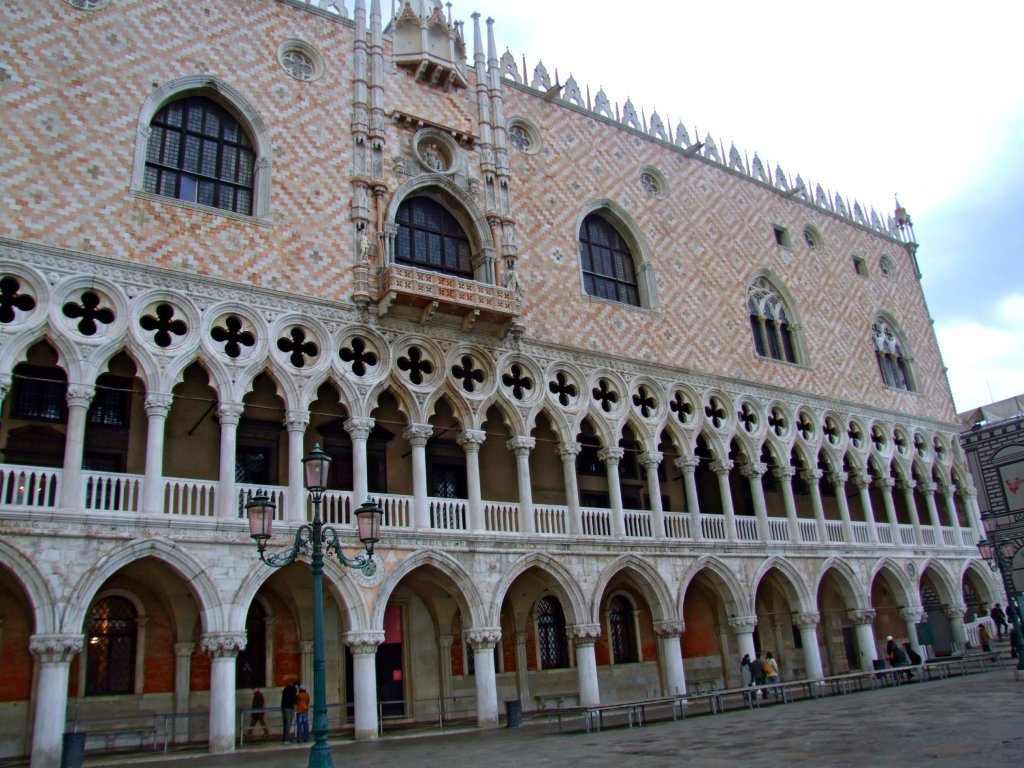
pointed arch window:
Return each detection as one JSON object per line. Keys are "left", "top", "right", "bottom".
{"left": 85, "top": 596, "right": 137, "bottom": 696}
{"left": 747, "top": 278, "right": 798, "bottom": 363}
{"left": 395, "top": 197, "right": 473, "bottom": 278}
{"left": 872, "top": 319, "right": 913, "bottom": 390}
{"left": 144, "top": 96, "right": 256, "bottom": 215}
{"left": 579, "top": 214, "right": 640, "bottom": 306}
{"left": 536, "top": 596, "right": 569, "bottom": 669}
{"left": 608, "top": 595, "right": 639, "bottom": 664}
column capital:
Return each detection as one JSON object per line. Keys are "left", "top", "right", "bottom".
{"left": 457, "top": 429, "right": 487, "bottom": 450}
{"left": 201, "top": 632, "right": 247, "bottom": 658}
{"left": 597, "top": 447, "right": 624, "bottom": 465}
{"left": 828, "top": 470, "right": 849, "bottom": 486}
{"left": 344, "top": 416, "right": 375, "bottom": 440}
{"left": 899, "top": 605, "right": 925, "bottom": 623}
{"left": 792, "top": 611, "right": 820, "bottom": 630}
{"left": 464, "top": 627, "right": 502, "bottom": 650}
{"left": 772, "top": 466, "right": 797, "bottom": 480}
{"left": 898, "top": 479, "right": 917, "bottom": 492}
{"left": 299, "top": 640, "right": 314, "bottom": 655}
{"left": 216, "top": 402, "right": 245, "bottom": 425}
{"left": 942, "top": 604, "right": 967, "bottom": 621}
{"left": 30, "top": 633, "right": 84, "bottom": 663}
{"left": 710, "top": 459, "right": 734, "bottom": 476}
{"left": 284, "top": 409, "right": 311, "bottom": 431}
{"left": 801, "top": 468, "right": 824, "bottom": 483}
{"left": 961, "top": 485, "right": 978, "bottom": 499}
{"left": 174, "top": 642, "right": 195, "bottom": 659}
{"left": 938, "top": 483, "right": 956, "bottom": 496}
{"left": 505, "top": 435, "right": 535, "bottom": 454}
{"left": 403, "top": 424, "right": 433, "bottom": 446}
{"left": 740, "top": 462, "right": 768, "bottom": 479}
{"left": 847, "top": 608, "right": 876, "bottom": 625}
{"left": 567, "top": 623, "right": 602, "bottom": 645}
{"left": 515, "top": 630, "right": 530, "bottom": 645}
{"left": 727, "top": 615, "right": 757, "bottom": 634}
{"left": 144, "top": 392, "right": 174, "bottom": 416}
{"left": 920, "top": 481, "right": 938, "bottom": 494}
{"left": 874, "top": 477, "right": 896, "bottom": 491}
{"left": 674, "top": 455, "right": 700, "bottom": 472}
{"left": 557, "top": 441, "right": 582, "bottom": 460}
{"left": 653, "top": 619, "right": 686, "bottom": 638}
{"left": 66, "top": 383, "right": 95, "bottom": 408}
{"left": 345, "top": 630, "right": 386, "bottom": 654}
{"left": 639, "top": 451, "right": 663, "bottom": 470}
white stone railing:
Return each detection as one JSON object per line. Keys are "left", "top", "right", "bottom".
{"left": 486, "top": 501, "right": 521, "bottom": 533}
{"left": 0, "top": 464, "right": 60, "bottom": 508}
{"left": 623, "top": 509, "right": 652, "bottom": 538}
{"left": 767, "top": 517, "right": 790, "bottom": 542}
{"left": 798, "top": 519, "right": 818, "bottom": 543}
{"left": 664, "top": 512, "right": 691, "bottom": 539}
{"left": 825, "top": 520, "right": 846, "bottom": 543}
{"left": 877, "top": 523, "right": 894, "bottom": 545}
{"left": 581, "top": 507, "right": 612, "bottom": 536}
{"left": 163, "top": 477, "right": 217, "bottom": 517}
{"left": 84, "top": 471, "right": 142, "bottom": 513}
{"left": 898, "top": 524, "right": 917, "bottom": 546}
{"left": 736, "top": 516, "right": 758, "bottom": 541}
{"left": 850, "top": 521, "right": 871, "bottom": 544}
{"left": 532, "top": 505, "right": 566, "bottom": 535}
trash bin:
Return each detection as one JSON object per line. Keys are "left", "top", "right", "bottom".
{"left": 504, "top": 699, "right": 522, "bottom": 728}
{"left": 61, "top": 732, "right": 87, "bottom": 768}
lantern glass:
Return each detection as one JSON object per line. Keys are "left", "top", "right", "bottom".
{"left": 246, "top": 492, "right": 275, "bottom": 540}
{"left": 977, "top": 539, "right": 993, "bottom": 562}
{"left": 981, "top": 512, "right": 997, "bottom": 537}
{"left": 356, "top": 498, "right": 382, "bottom": 548}
{"left": 302, "top": 443, "right": 332, "bottom": 493}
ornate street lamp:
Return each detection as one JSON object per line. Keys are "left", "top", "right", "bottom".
{"left": 977, "top": 510, "right": 1024, "bottom": 672}
{"left": 246, "top": 443, "right": 383, "bottom": 768}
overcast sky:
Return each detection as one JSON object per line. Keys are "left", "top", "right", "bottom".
{"left": 444, "top": 0, "right": 1024, "bottom": 413}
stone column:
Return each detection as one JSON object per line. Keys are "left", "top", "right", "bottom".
{"left": 29, "top": 634, "right": 83, "bottom": 768}
{"left": 962, "top": 485, "right": 984, "bottom": 541}
{"left": 899, "top": 606, "right": 926, "bottom": 659}
{"left": 653, "top": 620, "right": 687, "bottom": 696}
{"left": 558, "top": 442, "right": 582, "bottom": 535}
{"left": 802, "top": 469, "right": 829, "bottom": 543}
{"left": 173, "top": 642, "right": 194, "bottom": 745}
{"left": 438, "top": 635, "right": 454, "bottom": 717}
{"left": 851, "top": 474, "right": 880, "bottom": 544}
{"left": 598, "top": 447, "right": 626, "bottom": 537}
{"left": 403, "top": 425, "right": 433, "bottom": 530}
{"left": 875, "top": 477, "right": 902, "bottom": 545}
{"left": 142, "top": 393, "right": 173, "bottom": 515}
{"left": 939, "top": 484, "right": 965, "bottom": 546}
{"left": 899, "top": 480, "right": 924, "bottom": 546}
{"left": 920, "top": 482, "right": 945, "bottom": 546}
{"left": 741, "top": 462, "right": 770, "bottom": 541}
{"left": 216, "top": 403, "right": 244, "bottom": 520}
{"left": 675, "top": 456, "right": 702, "bottom": 541}
{"left": 793, "top": 612, "right": 824, "bottom": 679}
{"left": 458, "top": 430, "right": 487, "bottom": 532}
{"left": 569, "top": 624, "right": 601, "bottom": 707}
{"left": 774, "top": 466, "right": 801, "bottom": 543}
{"left": 345, "top": 631, "right": 385, "bottom": 740}
{"left": 465, "top": 628, "right": 501, "bottom": 728}
{"left": 514, "top": 630, "right": 531, "bottom": 706}
{"left": 285, "top": 410, "right": 310, "bottom": 523}
{"left": 507, "top": 436, "right": 536, "bottom": 534}
{"left": 943, "top": 604, "right": 968, "bottom": 651}
{"left": 848, "top": 609, "right": 878, "bottom": 670}
{"left": 638, "top": 451, "right": 665, "bottom": 539}
{"left": 299, "top": 640, "right": 314, "bottom": 691}
{"left": 344, "top": 416, "right": 375, "bottom": 509}
{"left": 829, "top": 471, "right": 856, "bottom": 544}
{"left": 710, "top": 460, "right": 738, "bottom": 540}
{"left": 61, "top": 384, "right": 94, "bottom": 508}
{"left": 201, "top": 632, "right": 246, "bottom": 753}
{"left": 728, "top": 616, "right": 758, "bottom": 669}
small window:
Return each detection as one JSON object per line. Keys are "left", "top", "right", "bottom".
{"left": 536, "top": 596, "right": 569, "bottom": 669}
{"left": 879, "top": 255, "right": 893, "bottom": 278}
{"left": 853, "top": 256, "right": 868, "bottom": 277}
{"left": 86, "top": 596, "right": 137, "bottom": 696}
{"left": 773, "top": 226, "right": 790, "bottom": 248}
{"left": 88, "top": 376, "right": 133, "bottom": 428}
{"left": 507, "top": 118, "right": 540, "bottom": 155}
{"left": 608, "top": 595, "right": 639, "bottom": 664}
{"left": 747, "top": 278, "right": 798, "bottom": 364}
{"left": 872, "top": 319, "right": 913, "bottom": 391}
{"left": 579, "top": 214, "right": 640, "bottom": 306}
{"left": 803, "top": 226, "right": 822, "bottom": 251}
{"left": 395, "top": 197, "right": 473, "bottom": 277}
{"left": 11, "top": 366, "right": 66, "bottom": 422}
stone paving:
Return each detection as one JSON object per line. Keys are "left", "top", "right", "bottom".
{"left": 80, "top": 670, "right": 1024, "bottom": 768}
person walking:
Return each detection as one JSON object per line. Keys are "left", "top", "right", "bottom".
{"left": 903, "top": 642, "right": 922, "bottom": 667}
{"left": 246, "top": 688, "right": 270, "bottom": 739}
{"left": 750, "top": 651, "right": 766, "bottom": 698}
{"left": 280, "top": 680, "right": 299, "bottom": 744}
{"left": 763, "top": 651, "right": 780, "bottom": 698}
{"left": 295, "top": 684, "right": 311, "bottom": 743}
{"left": 741, "top": 653, "right": 753, "bottom": 687}
{"left": 991, "top": 604, "right": 1009, "bottom": 640}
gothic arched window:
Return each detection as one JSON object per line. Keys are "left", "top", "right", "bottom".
{"left": 536, "top": 596, "right": 569, "bottom": 669}
{"left": 872, "top": 318, "right": 913, "bottom": 391}
{"left": 85, "top": 596, "right": 137, "bottom": 696}
{"left": 747, "top": 278, "right": 798, "bottom": 363}
{"left": 144, "top": 96, "right": 256, "bottom": 215}
{"left": 579, "top": 214, "right": 640, "bottom": 306}
{"left": 236, "top": 601, "right": 267, "bottom": 689}
{"left": 395, "top": 197, "right": 473, "bottom": 278}
{"left": 608, "top": 595, "right": 638, "bottom": 664}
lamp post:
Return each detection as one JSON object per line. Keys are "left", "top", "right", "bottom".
{"left": 246, "top": 443, "right": 382, "bottom": 768}
{"left": 977, "top": 510, "right": 1024, "bottom": 672}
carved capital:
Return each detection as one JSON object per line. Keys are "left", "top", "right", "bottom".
{"left": 217, "top": 402, "right": 245, "bottom": 426}
{"left": 801, "top": 468, "right": 824, "bottom": 483}
{"left": 144, "top": 392, "right": 174, "bottom": 417}
{"left": 710, "top": 459, "right": 734, "bottom": 476}
{"left": 847, "top": 608, "right": 876, "bottom": 625}
{"left": 773, "top": 466, "right": 797, "bottom": 481}
{"left": 557, "top": 441, "right": 582, "bottom": 460}
{"left": 299, "top": 640, "right": 314, "bottom": 655}
{"left": 344, "top": 416, "right": 375, "bottom": 441}
{"left": 597, "top": 447, "right": 625, "bottom": 465}
{"left": 874, "top": 477, "right": 896, "bottom": 491}
{"left": 438, "top": 634, "right": 454, "bottom": 651}
{"left": 829, "top": 471, "right": 849, "bottom": 486}
{"left": 740, "top": 462, "right": 768, "bottom": 479}
{"left": 566, "top": 623, "right": 601, "bottom": 646}
{"left": 345, "top": 630, "right": 386, "bottom": 654}
{"left": 174, "top": 642, "right": 195, "bottom": 659}
{"left": 30, "top": 633, "right": 84, "bottom": 663}
{"left": 850, "top": 473, "right": 871, "bottom": 489}
{"left": 403, "top": 424, "right": 433, "bottom": 446}
{"left": 674, "top": 455, "right": 700, "bottom": 473}
{"left": 943, "top": 604, "right": 967, "bottom": 621}
{"left": 464, "top": 627, "right": 502, "bottom": 650}
{"left": 897, "top": 480, "right": 917, "bottom": 492}
{"left": 653, "top": 620, "right": 686, "bottom": 638}
{"left": 284, "top": 409, "right": 311, "bottom": 431}
{"left": 639, "top": 451, "right": 663, "bottom": 470}
{"left": 792, "top": 611, "right": 820, "bottom": 630}
{"left": 962, "top": 485, "right": 978, "bottom": 499}
{"left": 505, "top": 436, "right": 535, "bottom": 455}
{"left": 201, "top": 632, "right": 247, "bottom": 658}
{"left": 920, "top": 481, "right": 938, "bottom": 495}
{"left": 66, "top": 384, "right": 95, "bottom": 409}
{"left": 457, "top": 429, "right": 487, "bottom": 450}
{"left": 727, "top": 615, "right": 757, "bottom": 634}
{"left": 899, "top": 605, "right": 925, "bottom": 623}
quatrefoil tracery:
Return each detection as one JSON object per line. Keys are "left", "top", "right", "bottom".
{"left": 705, "top": 397, "right": 726, "bottom": 429}
{"left": 62, "top": 290, "right": 115, "bottom": 336}
{"left": 0, "top": 277, "right": 36, "bottom": 323}
{"left": 670, "top": 391, "right": 693, "bottom": 424}
{"left": 632, "top": 386, "right": 656, "bottom": 418}
{"left": 139, "top": 303, "right": 188, "bottom": 348}
{"left": 211, "top": 315, "right": 256, "bottom": 359}
{"left": 451, "top": 355, "right": 485, "bottom": 393}
{"left": 339, "top": 337, "right": 378, "bottom": 377}
{"left": 502, "top": 364, "right": 533, "bottom": 401}
{"left": 397, "top": 346, "right": 434, "bottom": 385}
{"left": 592, "top": 378, "right": 619, "bottom": 413}
{"left": 277, "top": 327, "right": 319, "bottom": 368}
{"left": 549, "top": 372, "right": 577, "bottom": 407}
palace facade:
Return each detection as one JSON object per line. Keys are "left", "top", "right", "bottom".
{"left": 0, "top": 2, "right": 996, "bottom": 766}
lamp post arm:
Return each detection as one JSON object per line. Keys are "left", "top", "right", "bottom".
{"left": 258, "top": 524, "right": 314, "bottom": 568}
{"left": 321, "top": 525, "right": 377, "bottom": 576}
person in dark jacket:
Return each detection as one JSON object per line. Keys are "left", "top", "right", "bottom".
{"left": 991, "top": 604, "right": 1008, "bottom": 639}
{"left": 903, "top": 642, "right": 922, "bottom": 666}
{"left": 750, "top": 652, "right": 766, "bottom": 688}
{"left": 280, "top": 680, "right": 299, "bottom": 743}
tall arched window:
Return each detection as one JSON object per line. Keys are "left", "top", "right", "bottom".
{"left": 872, "top": 318, "right": 912, "bottom": 390}
{"left": 236, "top": 601, "right": 267, "bottom": 689}
{"left": 608, "top": 595, "right": 638, "bottom": 664}
{"left": 536, "top": 596, "right": 569, "bottom": 669}
{"left": 85, "top": 596, "right": 137, "bottom": 696}
{"left": 747, "top": 278, "right": 798, "bottom": 363}
{"left": 395, "top": 197, "right": 473, "bottom": 277}
{"left": 579, "top": 213, "right": 640, "bottom": 306}
{"left": 144, "top": 97, "right": 255, "bottom": 215}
